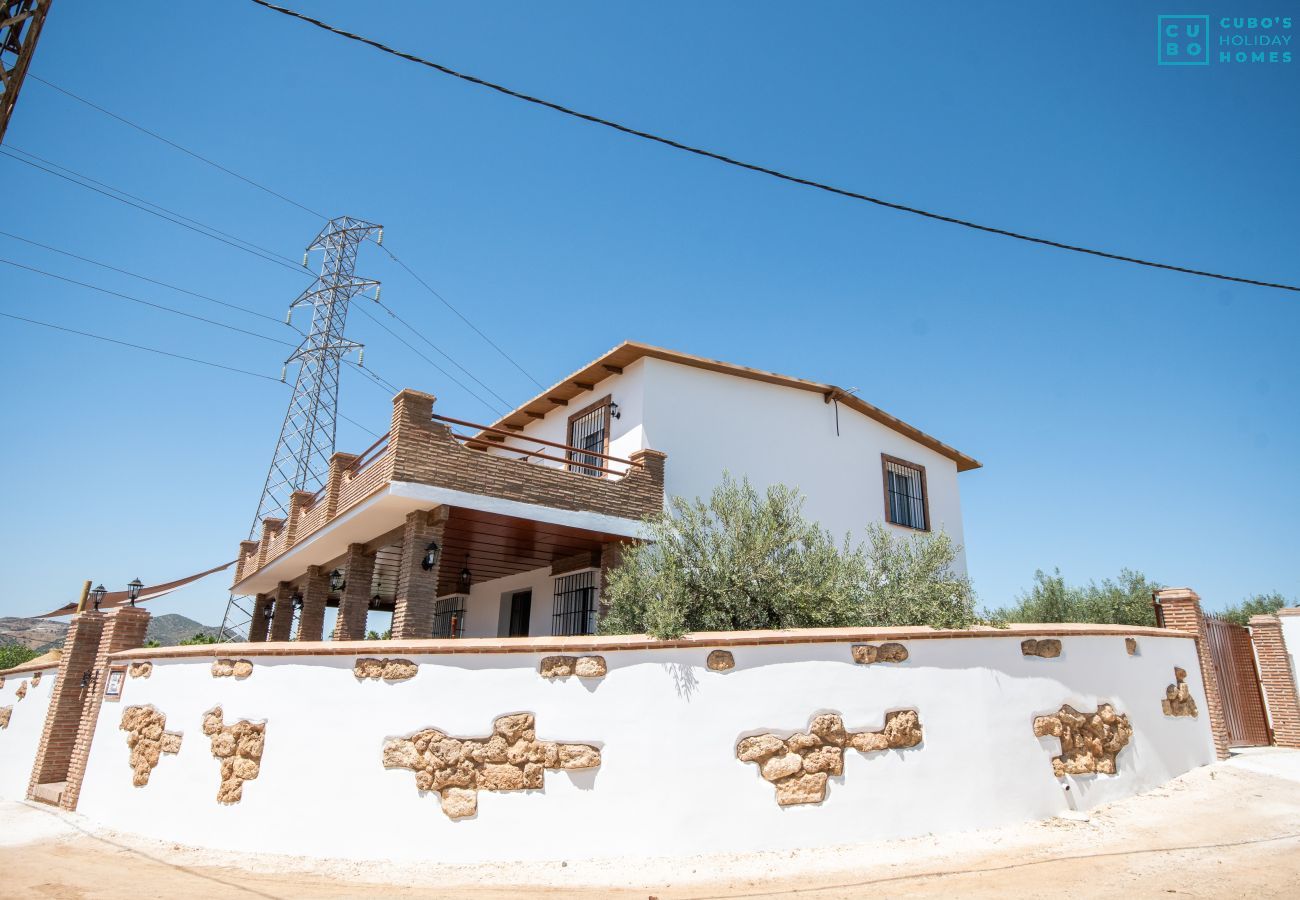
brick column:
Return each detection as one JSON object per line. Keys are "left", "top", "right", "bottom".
{"left": 236, "top": 540, "right": 260, "bottom": 582}
{"left": 60, "top": 606, "right": 150, "bottom": 810}
{"left": 248, "top": 594, "right": 272, "bottom": 642}
{"left": 1156, "top": 587, "right": 1231, "bottom": 759}
{"left": 257, "top": 518, "right": 284, "bottom": 568}
{"left": 390, "top": 389, "right": 437, "bottom": 481}
{"left": 28, "top": 611, "right": 106, "bottom": 802}
{"left": 284, "top": 490, "right": 316, "bottom": 547}
{"left": 296, "top": 566, "right": 329, "bottom": 642}
{"left": 391, "top": 507, "right": 447, "bottom": 639}
{"left": 1249, "top": 615, "right": 1300, "bottom": 749}
{"left": 324, "top": 452, "right": 359, "bottom": 519}
{"left": 268, "top": 581, "right": 296, "bottom": 642}
{"left": 334, "top": 543, "right": 375, "bottom": 641}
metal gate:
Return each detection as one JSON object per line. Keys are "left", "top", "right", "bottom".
{"left": 1203, "top": 615, "right": 1271, "bottom": 747}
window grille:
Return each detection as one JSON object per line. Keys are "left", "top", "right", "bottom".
{"left": 884, "top": 457, "right": 928, "bottom": 530}
{"left": 552, "top": 570, "right": 597, "bottom": 636}
{"left": 566, "top": 400, "right": 610, "bottom": 477}
{"left": 432, "top": 596, "right": 466, "bottom": 638}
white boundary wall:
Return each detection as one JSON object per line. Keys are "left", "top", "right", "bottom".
{"left": 0, "top": 666, "right": 58, "bottom": 800}
{"left": 73, "top": 632, "right": 1213, "bottom": 863}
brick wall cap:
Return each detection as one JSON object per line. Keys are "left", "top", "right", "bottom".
{"left": 0, "top": 660, "right": 60, "bottom": 677}
{"left": 110, "top": 622, "right": 1192, "bottom": 663}
{"left": 630, "top": 448, "right": 668, "bottom": 461}
{"left": 393, "top": 388, "right": 437, "bottom": 404}
{"left": 1248, "top": 614, "right": 1282, "bottom": 626}
{"left": 1154, "top": 587, "right": 1202, "bottom": 602}
{"left": 1276, "top": 607, "right": 1300, "bottom": 618}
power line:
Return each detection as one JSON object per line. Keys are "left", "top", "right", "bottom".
{"left": 0, "top": 228, "right": 292, "bottom": 327}
{"left": 27, "top": 73, "right": 548, "bottom": 385}
{"left": 0, "top": 310, "right": 384, "bottom": 437}
{"left": 1, "top": 257, "right": 294, "bottom": 346}
{"left": 247, "top": 0, "right": 1300, "bottom": 295}
{"left": 351, "top": 300, "right": 506, "bottom": 416}
{"left": 0, "top": 146, "right": 309, "bottom": 275}
{"left": 29, "top": 74, "right": 329, "bottom": 221}
{"left": 0, "top": 311, "right": 283, "bottom": 382}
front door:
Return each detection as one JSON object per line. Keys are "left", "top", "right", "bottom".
{"left": 508, "top": 590, "right": 532, "bottom": 637}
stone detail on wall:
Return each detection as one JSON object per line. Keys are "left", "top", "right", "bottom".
{"left": 202, "top": 707, "right": 266, "bottom": 804}
{"left": 540, "top": 656, "right": 607, "bottom": 678}
{"left": 851, "top": 643, "right": 909, "bottom": 665}
{"left": 736, "top": 710, "right": 924, "bottom": 807}
{"left": 15, "top": 681, "right": 27, "bottom": 701}
{"left": 129, "top": 662, "right": 153, "bottom": 679}
{"left": 1125, "top": 638, "right": 1138, "bottom": 655}
{"left": 0, "top": 706, "right": 11, "bottom": 729}
{"left": 120, "top": 706, "right": 183, "bottom": 787}
{"left": 354, "top": 658, "right": 418, "bottom": 681}
{"left": 706, "top": 650, "right": 735, "bottom": 672}
{"left": 31, "top": 672, "right": 41, "bottom": 686}
{"left": 1163, "top": 668, "right": 1199, "bottom": 718}
{"left": 212, "top": 659, "right": 254, "bottom": 679}
{"left": 382, "top": 713, "right": 602, "bottom": 820}
{"left": 1033, "top": 704, "right": 1133, "bottom": 777}
{"left": 1021, "top": 639, "right": 1062, "bottom": 659}
{"left": 0, "top": 677, "right": 5, "bottom": 689}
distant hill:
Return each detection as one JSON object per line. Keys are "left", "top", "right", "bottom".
{"left": 0, "top": 612, "right": 221, "bottom": 650}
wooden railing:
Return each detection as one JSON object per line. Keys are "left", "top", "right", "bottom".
{"left": 431, "top": 413, "right": 638, "bottom": 478}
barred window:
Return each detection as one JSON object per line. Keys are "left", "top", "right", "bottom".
{"left": 882, "top": 455, "right": 929, "bottom": 531}
{"left": 552, "top": 570, "right": 597, "bottom": 636}
{"left": 566, "top": 396, "right": 611, "bottom": 477}
{"left": 432, "top": 596, "right": 466, "bottom": 638}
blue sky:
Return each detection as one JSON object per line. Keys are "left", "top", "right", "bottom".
{"left": 1, "top": 1, "right": 1296, "bottom": 625}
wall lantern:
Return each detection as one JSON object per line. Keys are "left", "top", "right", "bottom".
{"left": 89, "top": 584, "right": 106, "bottom": 612}
{"left": 609, "top": 401, "right": 621, "bottom": 420}
{"left": 369, "top": 594, "right": 381, "bottom": 610}
{"left": 291, "top": 591, "right": 304, "bottom": 610}
{"left": 458, "top": 554, "right": 472, "bottom": 593}
{"left": 80, "top": 669, "right": 95, "bottom": 690}
{"left": 126, "top": 578, "right": 144, "bottom": 607}
{"left": 329, "top": 569, "right": 346, "bottom": 592}
{"left": 420, "top": 540, "right": 441, "bottom": 572}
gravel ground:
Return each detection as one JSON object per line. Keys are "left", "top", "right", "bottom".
{"left": 1, "top": 748, "right": 1298, "bottom": 899}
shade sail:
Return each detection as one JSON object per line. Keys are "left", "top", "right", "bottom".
{"left": 36, "top": 560, "right": 235, "bottom": 618}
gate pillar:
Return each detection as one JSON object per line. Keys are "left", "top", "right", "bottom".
{"left": 1248, "top": 615, "right": 1300, "bottom": 749}
{"left": 1155, "top": 587, "right": 1231, "bottom": 759}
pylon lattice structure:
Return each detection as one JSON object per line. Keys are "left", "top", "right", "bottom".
{"left": 0, "top": 0, "right": 54, "bottom": 144}
{"left": 219, "top": 216, "right": 383, "bottom": 642}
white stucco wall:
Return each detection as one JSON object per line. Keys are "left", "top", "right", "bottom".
{"left": 0, "top": 666, "right": 57, "bottom": 800}
{"left": 454, "top": 565, "right": 598, "bottom": 638}
{"left": 74, "top": 632, "right": 1212, "bottom": 863}
{"left": 501, "top": 357, "right": 969, "bottom": 573}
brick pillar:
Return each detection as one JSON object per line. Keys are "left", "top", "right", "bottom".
{"left": 334, "top": 544, "right": 375, "bottom": 641}
{"left": 296, "top": 566, "right": 329, "bottom": 642}
{"left": 28, "top": 611, "right": 106, "bottom": 801}
{"left": 60, "top": 606, "right": 150, "bottom": 810}
{"left": 257, "top": 518, "right": 284, "bottom": 568}
{"left": 268, "top": 581, "right": 296, "bottom": 642}
{"left": 284, "top": 490, "right": 316, "bottom": 547}
{"left": 248, "top": 594, "right": 272, "bottom": 642}
{"left": 236, "top": 540, "right": 260, "bottom": 582}
{"left": 324, "top": 452, "right": 359, "bottom": 519}
{"left": 1249, "top": 615, "right": 1300, "bottom": 749}
{"left": 390, "top": 389, "right": 437, "bottom": 481}
{"left": 1156, "top": 588, "right": 1231, "bottom": 759}
{"left": 391, "top": 507, "right": 447, "bottom": 639}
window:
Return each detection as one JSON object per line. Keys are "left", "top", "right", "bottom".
{"left": 432, "top": 596, "right": 466, "bottom": 638}
{"left": 882, "top": 454, "right": 929, "bottom": 531}
{"left": 566, "top": 396, "right": 612, "bottom": 477}
{"left": 552, "top": 570, "right": 597, "bottom": 636}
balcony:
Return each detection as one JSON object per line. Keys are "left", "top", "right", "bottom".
{"left": 232, "top": 388, "right": 665, "bottom": 596}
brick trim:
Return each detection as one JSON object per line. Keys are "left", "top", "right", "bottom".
{"left": 1249, "top": 615, "right": 1300, "bottom": 749}
{"left": 1155, "top": 588, "right": 1231, "bottom": 759}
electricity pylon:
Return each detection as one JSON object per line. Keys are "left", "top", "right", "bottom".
{"left": 0, "top": 0, "right": 54, "bottom": 144}
{"left": 219, "top": 216, "right": 383, "bottom": 641}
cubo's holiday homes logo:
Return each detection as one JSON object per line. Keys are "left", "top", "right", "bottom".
{"left": 1158, "top": 14, "right": 1293, "bottom": 65}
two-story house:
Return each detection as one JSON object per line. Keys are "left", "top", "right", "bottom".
{"left": 228, "top": 341, "right": 979, "bottom": 642}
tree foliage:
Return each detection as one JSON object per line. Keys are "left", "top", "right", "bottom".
{"left": 0, "top": 644, "right": 38, "bottom": 671}
{"left": 598, "top": 475, "right": 978, "bottom": 639}
{"left": 179, "top": 632, "right": 219, "bottom": 646}
{"left": 1216, "top": 592, "right": 1290, "bottom": 626}
{"left": 993, "top": 568, "right": 1162, "bottom": 627}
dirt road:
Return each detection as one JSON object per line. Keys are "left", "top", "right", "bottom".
{"left": 2, "top": 749, "right": 1298, "bottom": 899}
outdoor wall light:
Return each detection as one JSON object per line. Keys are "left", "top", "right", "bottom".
{"left": 89, "top": 584, "right": 106, "bottom": 611}
{"left": 263, "top": 603, "right": 274, "bottom": 622}
{"left": 291, "top": 591, "right": 304, "bottom": 610}
{"left": 458, "top": 554, "right": 472, "bottom": 593}
{"left": 80, "top": 669, "right": 95, "bottom": 690}
{"left": 329, "top": 569, "right": 346, "bottom": 592}
{"left": 370, "top": 594, "right": 381, "bottom": 610}
{"left": 420, "top": 540, "right": 441, "bottom": 572}
{"left": 126, "top": 578, "right": 144, "bottom": 607}
{"left": 609, "top": 401, "right": 621, "bottom": 420}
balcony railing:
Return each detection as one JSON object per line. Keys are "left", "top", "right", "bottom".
{"left": 433, "top": 412, "right": 639, "bottom": 478}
